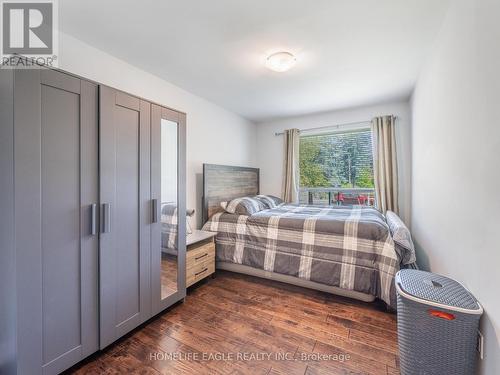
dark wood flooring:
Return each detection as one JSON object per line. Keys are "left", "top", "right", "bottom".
{"left": 161, "top": 253, "right": 178, "bottom": 299}
{"left": 68, "top": 271, "right": 399, "bottom": 375}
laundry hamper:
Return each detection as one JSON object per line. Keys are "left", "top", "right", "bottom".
{"left": 395, "top": 269, "right": 483, "bottom": 375}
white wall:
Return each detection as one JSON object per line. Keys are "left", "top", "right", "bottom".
{"left": 161, "top": 120, "right": 178, "bottom": 205}
{"left": 256, "top": 101, "right": 412, "bottom": 224}
{"left": 411, "top": 0, "right": 500, "bottom": 373}
{"left": 59, "top": 33, "right": 257, "bottom": 228}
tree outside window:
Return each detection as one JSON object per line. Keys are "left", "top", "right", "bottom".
{"left": 299, "top": 129, "right": 375, "bottom": 205}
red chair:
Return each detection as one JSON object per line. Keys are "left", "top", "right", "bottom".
{"left": 357, "top": 195, "right": 367, "bottom": 205}
{"left": 336, "top": 192, "right": 344, "bottom": 205}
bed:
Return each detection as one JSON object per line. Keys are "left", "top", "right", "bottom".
{"left": 200, "top": 164, "right": 415, "bottom": 307}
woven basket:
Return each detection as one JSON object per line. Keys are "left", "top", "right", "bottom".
{"left": 396, "top": 270, "right": 482, "bottom": 375}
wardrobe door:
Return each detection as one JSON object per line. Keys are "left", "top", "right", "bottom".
{"left": 99, "top": 86, "right": 151, "bottom": 348}
{"left": 151, "top": 105, "right": 186, "bottom": 315}
{"left": 14, "top": 69, "right": 99, "bottom": 375}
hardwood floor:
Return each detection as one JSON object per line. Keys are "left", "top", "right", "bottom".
{"left": 161, "top": 253, "right": 178, "bottom": 299}
{"left": 68, "top": 271, "right": 399, "bottom": 375}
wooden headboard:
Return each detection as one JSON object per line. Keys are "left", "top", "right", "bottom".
{"left": 202, "top": 164, "right": 260, "bottom": 223}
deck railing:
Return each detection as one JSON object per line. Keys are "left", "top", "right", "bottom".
{"left": 299, "top": 187, "right": 376, "bottom": 207}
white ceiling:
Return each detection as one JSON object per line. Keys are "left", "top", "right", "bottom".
{"left": 60, "top": 0, "right": 450, "bottom": 122}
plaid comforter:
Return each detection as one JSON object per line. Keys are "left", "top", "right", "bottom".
{"left": 162, "top": 203, "right": 178, "bottom": 253}
{"left": 202, "top": 204, "right": 399, "bottom": 307}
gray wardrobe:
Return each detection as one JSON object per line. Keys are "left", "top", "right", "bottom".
{"left": 0, "top": 67, "right": 186, "bottom": 375}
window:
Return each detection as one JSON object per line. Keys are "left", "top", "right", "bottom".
{"left": 299, "top": 128, "right": 375, "bottom": 206}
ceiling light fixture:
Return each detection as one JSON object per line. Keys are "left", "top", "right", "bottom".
{"left": 265, "top": 51, "right": 296, "bottom": 72}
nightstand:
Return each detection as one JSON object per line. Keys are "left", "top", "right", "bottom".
{"left": 186, "top": 230, "right": 216, "bottom": 287}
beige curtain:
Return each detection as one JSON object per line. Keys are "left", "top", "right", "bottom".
{"left": 372, "top": 115, "right": 399, "bottom": 214}
{"left": 282, "top": 128, "right": 300, "bottom": 203}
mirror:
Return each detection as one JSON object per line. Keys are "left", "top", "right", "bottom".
{"left": 160, "top": 118, "right": 178, "bottom": 299}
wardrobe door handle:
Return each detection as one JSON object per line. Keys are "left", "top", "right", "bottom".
{"left": 102, "top": 203, "right": 111, "bottom": 233}
{"left": 152, "top": 199, "right": 158, "bottom": 223}
{"left": 90, "top": 203, "right": 97, "bottom": 235}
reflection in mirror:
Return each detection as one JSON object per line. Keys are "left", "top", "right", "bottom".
{"left": 160, "top": 119, "right": 178, "bottom": 299}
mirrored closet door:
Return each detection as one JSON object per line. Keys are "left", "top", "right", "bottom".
{"left": 151, "top": 104, "right": 186, "bottom": 314}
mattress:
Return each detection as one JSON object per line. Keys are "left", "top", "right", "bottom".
{"left": 203, "top": 204, "right": 401, "bottom": 307}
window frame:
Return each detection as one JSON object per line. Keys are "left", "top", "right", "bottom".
{"left": 298, "top": 125, "right": 376, "bottom": 207}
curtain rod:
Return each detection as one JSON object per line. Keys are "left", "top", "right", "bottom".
{"left": 273, "top": 116, "right": 398, "bottom": 136}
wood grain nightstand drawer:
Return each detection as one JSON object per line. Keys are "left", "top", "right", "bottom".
{"left": 187, "top": 241, "right": 215, "bottom": 266}
{"left": 186, "top": 230, "right": 216, "bottom": 287}
{"left": 186, "top": 260, "right": 215, "bottom": 287}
